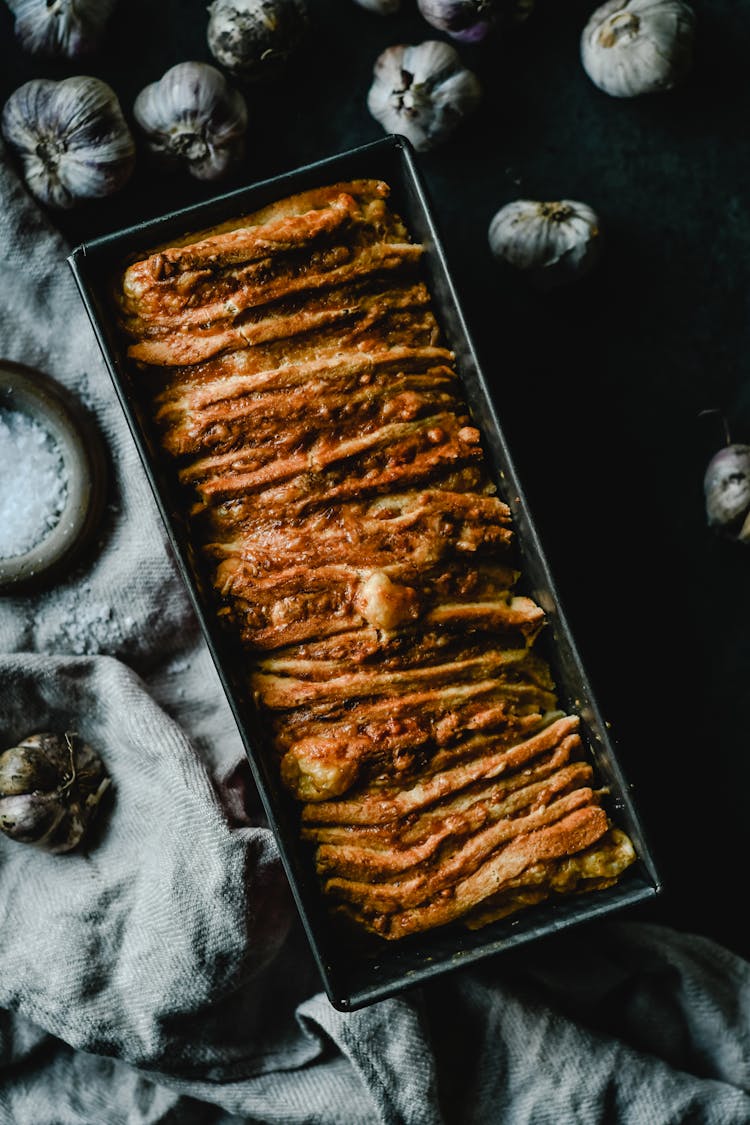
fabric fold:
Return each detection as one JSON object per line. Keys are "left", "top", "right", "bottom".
{"left": 0, "top": 654, "right": 317, "bottom": 1080}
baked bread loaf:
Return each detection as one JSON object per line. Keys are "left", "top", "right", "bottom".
{"left": 117, "top": 178, "right": 636, "bottom": 939}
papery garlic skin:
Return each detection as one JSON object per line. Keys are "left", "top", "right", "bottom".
{"left": 704, "top": 444, "right": 750, "bottom": 544}
{"left": 7, "top": 0, "right": 117, "bottom": 58}
{"left": 488, "top": 199, "right": 602, "bottom": 289}
{"left": 1, "top": 76, "right": 135, "bottom": 210}
{"left": 0, "top": 732, "right": 110, "bottom": 854}
{"left": 134, "top": 62, "right": 248, "bottom": 182}
{"left": 367, "top": 41, "right": 481, "bottom": 153}
{"left": 417, "top": 0, "right": 498, "bottom": 44}
{"left": 0, "top": 792, "right": 69, "bottom": 846}
{"left": 581, "top": 0, "right": 695, "bottom": 98}
{"left": 207, "top": 0, "right": 310, "bottom": 81}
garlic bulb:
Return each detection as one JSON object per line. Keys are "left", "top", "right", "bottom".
{"left": 354, "top": 0, "right": 401, "bottom": 12}
{"left": 704, "top": 444, "right": 750, "bottom": 544}
{"left": 207, "top": 0, "right": 310, "bottom": 82}
{"left": 581, "top": 0, "right": 695, "bottom": 98}
{"left": 7, "top": 0, "right": 117, "bottom": 58}
{"left": 367, "top": 41, "right": 481, "bottom": 153}
{"left": 417, "top": 0, "right": 499, "bottom": 43}
{"left": 488, "top": 199, "right": 602, "bottom": 289}
{"left": 1, "top": 77, "right": 135, "bottom": 210}
{"left": 0, "top": 732, "right": 110, "bottom": 854}
{"left": 134, "top": 63, "right": 248, "bottom": 183}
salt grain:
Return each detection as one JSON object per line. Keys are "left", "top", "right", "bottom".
{"left": 52, "top": 599, "right": 119, "bottom": 655}
{"left": 0, "top": 408, "right": 68, "bottom": 559}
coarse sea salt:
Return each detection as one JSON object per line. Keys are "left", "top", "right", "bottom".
{"left": 0, "top": 407, "right": 68, "bottom": 559}
{"left": 48, "top": 592, "right": 137, "bottom": 655}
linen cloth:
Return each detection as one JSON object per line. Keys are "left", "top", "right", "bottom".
{"left": 2, "top": 144, "right": 750, "bottom": 1125}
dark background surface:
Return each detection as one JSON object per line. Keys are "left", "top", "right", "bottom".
{"left": 1, "top": 0, "right": 749, "bottom": 959}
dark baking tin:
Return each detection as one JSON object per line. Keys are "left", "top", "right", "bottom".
{"left": 68, "top": 134, "right": 660, "bottom": 1011}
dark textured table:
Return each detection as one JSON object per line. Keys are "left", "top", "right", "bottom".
{"left": 1, "top": 0, "right": 748, "bottom": 960}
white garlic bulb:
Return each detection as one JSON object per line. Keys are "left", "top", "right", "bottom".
{"left": 207, "top": 0, "right": 310, "bottom": 82}
{"left": 0, "top": 732, "right": 110, "bottom": 854}
{"left": 704, "top": 444, "right": 750, "bottom": 544}
{"left": 581, "top": 0, "right": 695, "bottom": 98}
{"left": 6, "top": 0, "right": 117, "bottom": 58}
{"left": 134, "top": 62, "right": 248, "bottom": 183}
{"left": 367, "top": 41, "right": 481, "bottom": 153}
{"left": 1, "top": 76, "right": 135, "bottom": 210}
{"left": 488, "top": 200, "right": 602, "bottom": 289}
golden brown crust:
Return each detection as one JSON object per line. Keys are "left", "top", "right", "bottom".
{"left": 117, "top": 179, "right": 636, "bottom": 939}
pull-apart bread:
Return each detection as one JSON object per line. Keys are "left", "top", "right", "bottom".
{"left": 117, "top": 178, "right": 636, "bottom": 939}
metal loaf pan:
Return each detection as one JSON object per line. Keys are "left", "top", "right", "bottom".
{"left": 68, "top": 134, "right": 660, "bottom": 1012}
